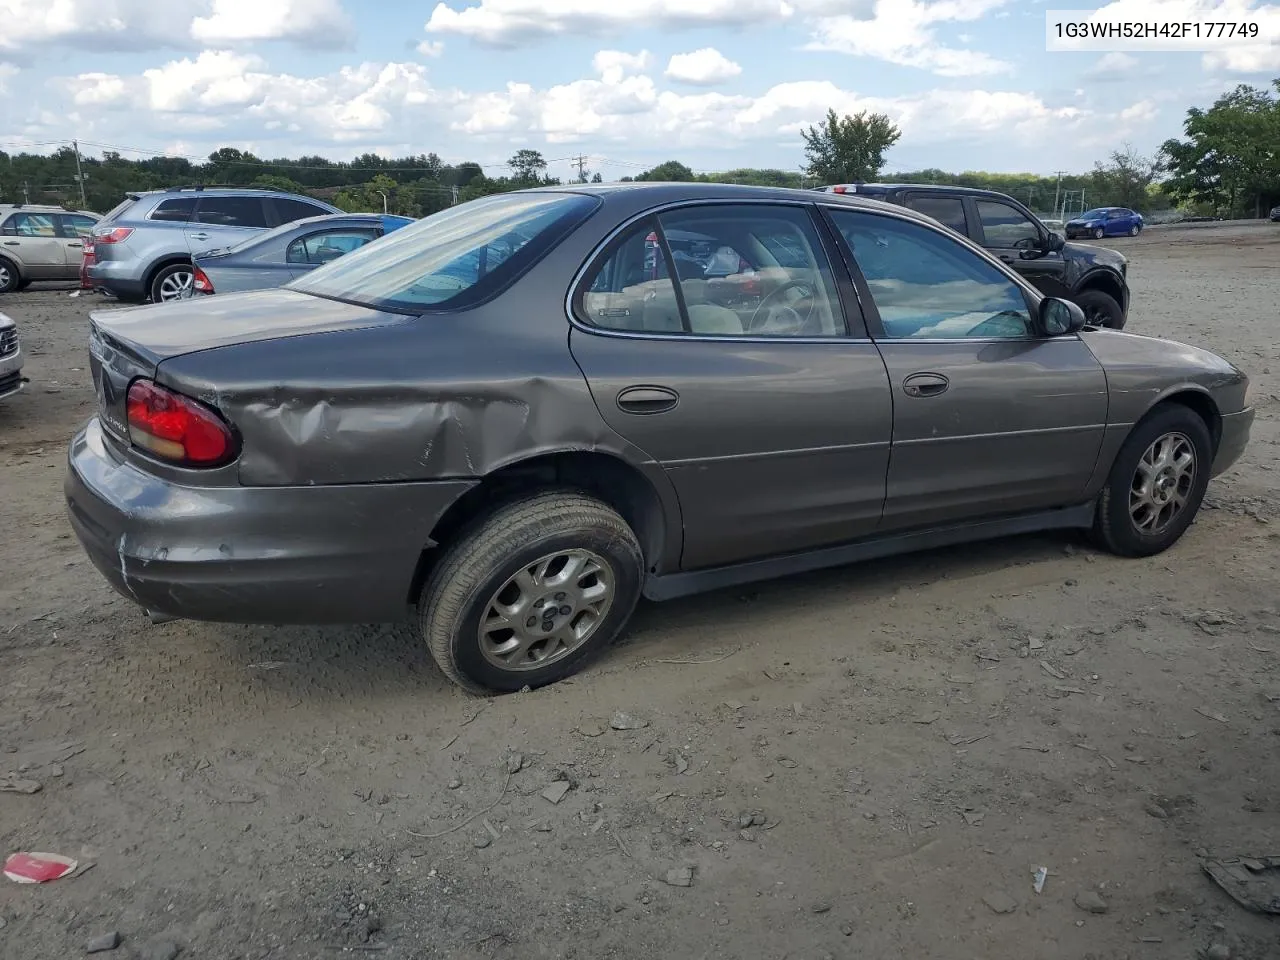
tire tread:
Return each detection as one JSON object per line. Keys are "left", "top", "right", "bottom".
{"left": 419, "top": 491, "right": 641, "bottom": 694}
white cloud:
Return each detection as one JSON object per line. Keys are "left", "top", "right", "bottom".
{"left": 191, "top": 0, "right": 353, "bottom": 47}
{"left": 44, "top": 48, "right": 1088, "bottom": 166}
{"left": 0, "top": 0, "right": 356, "bottom": 55}
{"left": 805, "top": 0, "right": 1016, "bottom": 76}
{"left": 417, "top": 39, "right": 445, "bottom": 57}
{"left": 1084, "top": 52, "right": 1140, "bottom": 80}
{"left": 0, "top": 0, "right": 199, "bottom": 54}
{"left": 1118, "top": 98, "right": 1158, "bottom": 122}
{"left": 424, "top": 0, "right": 799, "bottom": 45}
{"left": 592, "top": 49, "right": 650, "bottom": 84}
{"left": 665, "top": 48, "right": 742, "bottom": 85}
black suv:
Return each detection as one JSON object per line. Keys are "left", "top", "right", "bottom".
{"left": 819, "top": 183, "right": 1131, "bottom": 328}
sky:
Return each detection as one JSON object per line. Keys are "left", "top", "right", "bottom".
{"left": 0, "top": 0, "right": 1277, "bottom": 182}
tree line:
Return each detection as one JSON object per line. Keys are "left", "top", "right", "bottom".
{"left": 2, "top": 78, "right": 1275, "bottom": 219}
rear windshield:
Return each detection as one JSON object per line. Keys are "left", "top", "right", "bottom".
{"left": 98, "top": 196, "right": 139, "bottom": 225}
{"left": 287, "top": 192, "right": 600, "bottom": 313}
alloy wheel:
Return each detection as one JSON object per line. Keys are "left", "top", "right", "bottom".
{"left": 1129, "top": 431, "right": 1196, "bottom": 535}
{"left": 0, "top": 263, "right": 11, "bottom": 291}
{"left": 478, "top": 549, "right": 615, "bottom": 672}
{"left": 158, "top": 269, "right": 195, "bottom": 302}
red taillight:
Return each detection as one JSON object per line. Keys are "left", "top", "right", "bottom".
{"left": 95, "top": 227, "right": 134, "bottom": 244}
{"left": 126, "top": 379, "right": 236, "bottom": 467}
{"left": 832, "top": 185, "right": 848, "bottom": 194}
{"left": 192, "top": 265, "right": 214, "bottom": 294}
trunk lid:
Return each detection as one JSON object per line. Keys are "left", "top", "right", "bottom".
{"left": 87, "top": 288, "right": 410, "bottom": 444}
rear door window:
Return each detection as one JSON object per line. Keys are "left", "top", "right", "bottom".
{"left": 192, "top": 196, "right": 270, "bottom": 228}
{"left": 58, "top": 214, "right": 98, "bottom": 238}
{"left": 903, "top": 195, "right": 968, "bottom": 235}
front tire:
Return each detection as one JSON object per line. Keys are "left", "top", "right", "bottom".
{"left": 1092, "top": 227, "right": 1105, "bottom": 239}
{"left": 0, "top": 257, "right": 19, "bottom": 293}
{"left": 419, "top": 491, "right": 644, "bottom": 694}
{"left": 1074, "top": 288, "right": 1124, "bottom": 329}
{"left": 1093, "top": 405, "right": 1213, "bottom": 558}
{"left": 150, "top": 262, "right": 195, "bottom": 303}
{"left": 1129, "top": 224, "right": 1140, "bottom": 236}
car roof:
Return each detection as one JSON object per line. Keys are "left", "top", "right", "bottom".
{"left": 520, "top": 181, "right": 933, "bottom": 222}
{"left": 0, "top": 204, "right": 98, "bottom": 216}
{"left": 821, "top": 182, "right": 1028, "bottom": 201}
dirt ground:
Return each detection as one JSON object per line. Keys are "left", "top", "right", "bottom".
{"left": 1, "top": 221, "right": 1278, "bottom": 960}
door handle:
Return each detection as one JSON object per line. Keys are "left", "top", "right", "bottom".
{"left": 66, "top": 242, "right": 83, "bottom": 248}
{"left": 616, "top": 385, "right": 679, "bottom": 415}
{"left": 998, "top": 254, "right": 1015, "bottom": 264}
{"left": 2, "top": 241, "right": 18, "bottom": 246}
{"left": 902, "top": 373, "right": 950, "bottom": 398}
{"left": 188, "top": 232, "right": 209, "bottom": 241}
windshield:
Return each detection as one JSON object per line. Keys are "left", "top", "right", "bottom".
{"left": 1079, "top": 208, "right": 1109, "bottom": 220}
{"left": 288, "top": 192, "right": 600, "bottom": 313}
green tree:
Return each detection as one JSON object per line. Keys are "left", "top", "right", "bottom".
{"left": 801, "top": 109, "right": 901, "bottom": 185}
{"left": 1161, "top": 79, "right": 1280, "bottom": 217}
{"left": 635, "top": 160, "right": 695, "bottom": 182}
{"left": 334, "top": 173, "right": 400, "bottom": 214}
{"left": 507, "top": 149, "right": 548, "bottom": 185}
{"left": 1089, "top": 145, "right": 1164, "bottom": 211}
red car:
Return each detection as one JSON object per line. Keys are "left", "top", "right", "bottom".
{"left": 79, "top": 239, "right": 95, "bottom": 290}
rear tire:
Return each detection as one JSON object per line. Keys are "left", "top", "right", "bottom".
{"left": 419, "top": 491, "right": 644, "bottom": 694}
{"left": 0, "top": 257, "right": 19, "bottom": 293}
{"left": 150, "top": 262, "right": 195, "bottom": 303}
{"left": 1092, "top": 405, "right": 1213, "bottom": 558}
{"left": 1074, "top": 288, "right": 1124, "bottom": 329}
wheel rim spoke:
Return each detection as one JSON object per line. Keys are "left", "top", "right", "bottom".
{"left": 1128, "top": 431, "right": 1197, "bottom": 536}
{"left": 478, "top": 548, "right": 615, "bottom": 673}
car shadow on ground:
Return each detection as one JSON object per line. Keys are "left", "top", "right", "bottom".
{"left": 186, "top": 529, "right": 1089, "bottom": 704}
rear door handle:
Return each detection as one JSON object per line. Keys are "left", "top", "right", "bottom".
{"left": 188, "top": 232, "right": 209, "bottom": 241}
{"left": 617, "top": 385, "right": 679, "bottom": 415}
{"left": 66, "top": 242, "right": 83, "bottom": 248}
{"left": 902, "top": 373, "right": 950, "bottom": 398}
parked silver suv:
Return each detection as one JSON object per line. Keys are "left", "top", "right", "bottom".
{"left": 88, "top": 186, "right": 341, "bottom": 303}
{"left": 0, "top": 204, "right": 100, "bottom": 292}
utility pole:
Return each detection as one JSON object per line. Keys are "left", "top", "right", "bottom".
{"left": 72, "top": 139, "right": 88, "bottom": 207}
{"left": 571, "top": 154, "right": 589, "bottom": 183}
{"left": 450, "top": 184, "right": 459, "bottom": 205}
{"left": 1053, "top": 170, "right": 1065, "bottom": 219}
{"left": 21, "top": 180, "right": 29, "bottom": 204}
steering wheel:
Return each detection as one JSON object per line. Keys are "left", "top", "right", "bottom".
{"left": 747, "top": 279, "right": 818, "bottom": 335}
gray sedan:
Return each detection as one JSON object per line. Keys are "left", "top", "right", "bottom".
{"left": 65, "top": 184, "right": 1255, "bottom": 694}
{"left": 190, "top": 213, "right": 414, "bottom": 296}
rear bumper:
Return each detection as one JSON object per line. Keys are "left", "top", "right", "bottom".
{"left": 65, "top": 418, "right": 477, "bottom": 624}
{"left": 86, "top": 260, "right": 147, "bottom": 299}
{"left": 1212, "top": 407, "right": 1254, "bottom": 477}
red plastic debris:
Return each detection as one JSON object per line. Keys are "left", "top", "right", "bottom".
{"left": 4, "top": 851, "right": 78, "bottom": 883}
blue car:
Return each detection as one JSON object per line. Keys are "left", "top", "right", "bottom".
{"left": 1065, "top": 207, "right": 1143, "bottom": 240}
{"left": 191, "top": 213, "right": 414, "bottom": 297}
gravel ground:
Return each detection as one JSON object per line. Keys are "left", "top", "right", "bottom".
{"left": 1, "top": 221, "right": 1278, "bottom": 960}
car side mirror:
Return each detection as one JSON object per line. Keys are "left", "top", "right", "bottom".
{"left": 1040, "top": 297, "right": 1086, "bottom": 336}
{"left": 1044, "top": 232, "right": 1065, "bottom": 253}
